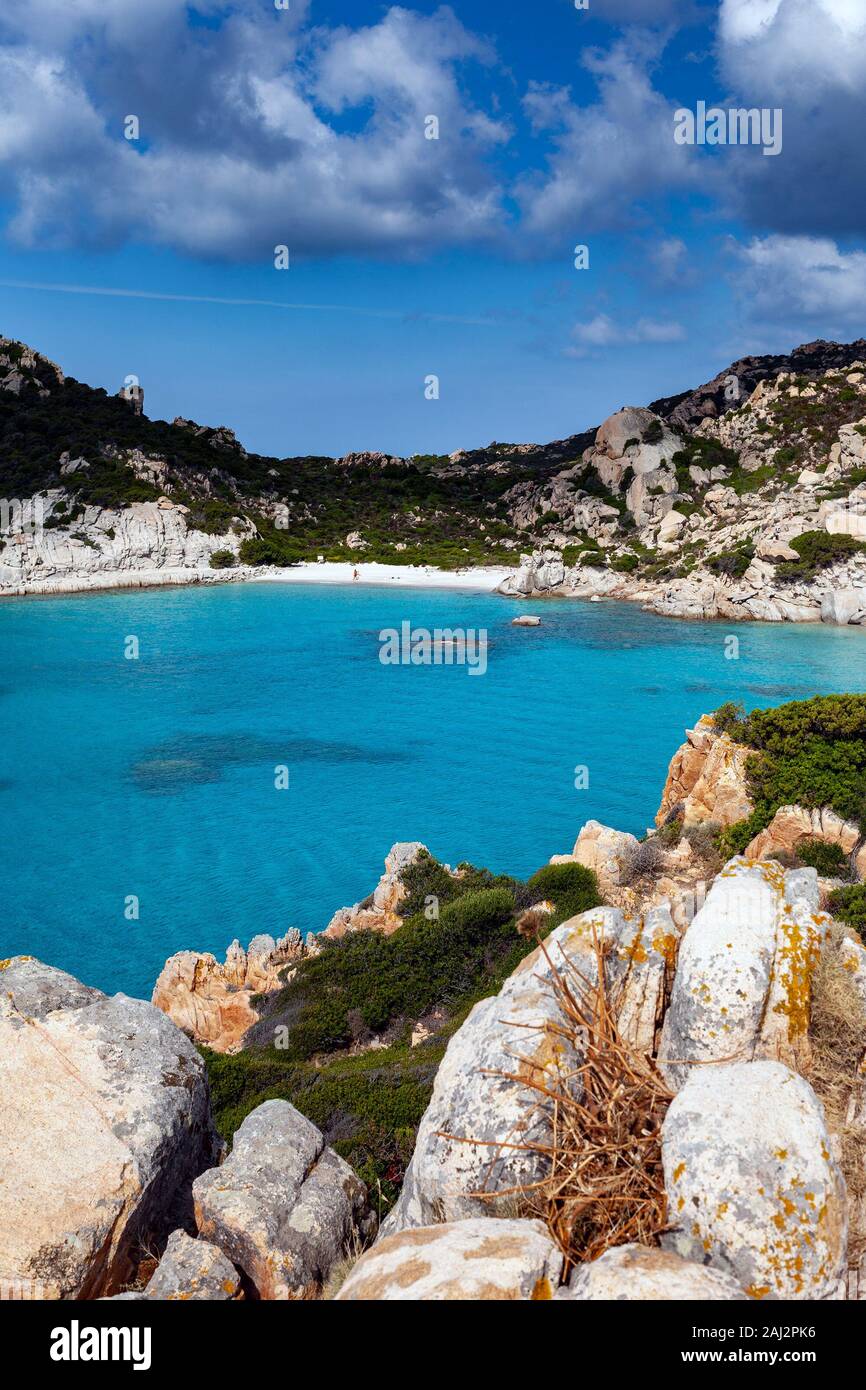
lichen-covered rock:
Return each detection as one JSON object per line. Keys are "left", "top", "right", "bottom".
{"left": 193, "top": 1100, "right": 375, "bottom": 1299}
{"left": 840, "top": 934, "right": 866, "bottom": 1009}
{"left": 143, "top": 1230, "right": 240, "bottom": 1301}
{"left": 337, "top": 1219, "right": 561, "bottom": 1300}
{"left": 556, "top": 1244, "right": 747, "bottom": 1300}
{"left": 384, "top": 904, "right": 677, "bottom": 1233}
{"left": 662, "top": 1061, "right": 847, "bottom": 1300}
{"left": 658, "top": 858, "right": 829, "bottom": 1088}
{"left": 0, "top": 956, "right": 220, "bottom": 1299}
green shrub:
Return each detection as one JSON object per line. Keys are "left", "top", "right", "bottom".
{"left": 827, "top": 885, "right": 866, "bottom": 936}
{"left": 264, "top": 884, "right": 518, "bottom": 1060}
{"left": 796, "top": 838, "right": 849, "bottom": 877}
{"left": 611, "top": 552, "right": 639, "bottom": 573}
{"left": 238, "top": 536, "right": 285, "bottom": 566}
{"left": 712, "top": 700, "right": 745, "bottom": 736}
{"left": 713, "top": 696, "right": 866, "bottom": 856}
{"left": 209, "top": 548, "right": 236, "bottom": 569}
{"left": 707, "top": 546, "right": 753, "bottom": 579}
{"left": 775, "top": 530, "right": 866, "bottom": 583}
{"left": 523, "top": 861, "right": 601, "bottom": 920}
{"left": 736, "top": 695, "right": 866, "bottom": 828}
{"left": 716, "top": 811, "right": 765, "bottom": 858}
{"left": 203, "top": 1040, "right": 443, "bottom": 1209}
{"left": 774, "top": 446, "right": 798, "bottom": 467}
{"left": 656, "top": 817, "right": 683, "bottom": 848}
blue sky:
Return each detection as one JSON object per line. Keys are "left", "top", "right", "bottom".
{"left": 0, "top": 0, "right": 864, "bottom": 458}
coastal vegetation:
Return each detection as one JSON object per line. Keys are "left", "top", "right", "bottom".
{"left": 714, "top": 695, "right": 866, "bottom": 856}
{"left": 203, "top": 852, "right": 601, "bottom": 1208}
{"left": 775, "top": 530, "right": 866, "bottom": 583}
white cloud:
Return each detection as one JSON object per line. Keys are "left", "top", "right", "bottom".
{"left": 734, "top": 235, "right": 866, "bottom": 321}
{"left": 0, "top": 2, "right": 508, "bottom": 259}
{"left": 566, "top": 312, "right": 685, "bottom": 353}
{"left": 514, "top": 36, "right": 705, "bottom": 246}
{"left": 715, "top": 0, "right": 866, "bottom": 235}
{"left": 649, "top": 236, "right": 690, "bottom": 284}
{"left": 719, "top": 0, "right": 866, "bottom": 93}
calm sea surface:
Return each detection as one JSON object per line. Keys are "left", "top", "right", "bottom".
{"left": 2, "top": 580, "right": 865, "bottom": 997}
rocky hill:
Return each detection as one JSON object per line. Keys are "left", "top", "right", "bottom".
{"left": 3, "top": 694, "right": 866, "bottom": 1300}
{"left": 4, "top": 332, "right": 866, "bottom": 620}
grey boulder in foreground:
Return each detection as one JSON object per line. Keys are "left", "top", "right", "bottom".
{"left": 193, "top": 1099, "right": 376, "bottom": 1299}
{"left": 0, "top": 956, "right": 220, "bottom": 1299}
{"left": 662, "top": 1062, "right": 847, "bottom": 1301}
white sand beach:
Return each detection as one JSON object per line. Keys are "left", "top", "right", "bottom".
{"left": 0, "top": 560, "right": 513, "bottom": 599}
{"left": 256, "top": 560, "right": 512, "bottom": 591}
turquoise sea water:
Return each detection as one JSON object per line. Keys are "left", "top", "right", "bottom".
{"left": 2, "top": 580, "right": 866, "bottom": 999}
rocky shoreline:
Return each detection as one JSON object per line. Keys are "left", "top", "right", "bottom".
{"left": 495, "top": 552, "right": 866, "bottom": 625}
{"left": 5, "top": 334, "right": 866, "bottom": 623}
{"left": 4, "top": 702, "right": 866, "bottom": 1301}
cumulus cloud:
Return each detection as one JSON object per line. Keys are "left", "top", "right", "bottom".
{"left": 648, "top": 236, "right": 690, "bottom": 284}
{"left": 566, "top": 312, "right": 685, "bottom": 353}
{"left": 0, "top": 2, "right": 508, "bottom": 259}
{"left": 716, "top": 0, "right": 866, "bottom": 235}
{"left": 734, "top": 235, "right": 866, "bottom": 325}
{"left": 719, "top": 0, "right": 866, "bottom": 94}
{"left": 2, "top": 0, "right": 865, "bottom": 271}
{"left": 514, "top": 36, "right": 706, "bottom": 247}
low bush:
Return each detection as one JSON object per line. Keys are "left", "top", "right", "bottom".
{"left": 713, "top": 696, "right": 866, "bottom": 855}
{"left": 203, "top": 1039, "right": 444, "bottom": 1211}
{"left": 203, "top": 849, "right": 601, "bottom": 1209}
{"left": 796, "top": 838, "right": 849, "bottom": 877}
{"left": 620, "top": 837, "right": 666, "bottom": 884}
{"left": 522, "top": 861, "right": 602, "bottom": 921}
{"left": 707, "top": 546, "right": 753, "bottom": 580}
{"left": 827, "top": 885, "right": 866, "bottom": 936}
{"left": 775, "top": 530, "right": 866, "bottom": 583}
{"left": 712, "top": 700, "right": 745, "bottom": 736}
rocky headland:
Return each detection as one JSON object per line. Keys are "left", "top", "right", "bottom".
{"left": 4, "top": 334, "right": 866, "bottom": 622}
{"left": 3, "top": 693, "right": 866, "bottom": 1301}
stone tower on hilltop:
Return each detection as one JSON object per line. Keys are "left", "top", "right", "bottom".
{"left": 117, "top": 376, "right": 144, "bottom": 415}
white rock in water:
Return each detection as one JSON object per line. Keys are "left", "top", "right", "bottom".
{"left": 556, "top": 1243, "right": 747, "bottom": 1300}
{"left": 511, "top": 614, "right": 541, "bottom": 626}
{"left": 662, "top": 1061, "right": 847, "bottom": 1300}
{"left": 338, "top": 1218, "right": 561, "bottom": 1300}
{"left": 820, "top": 588, "right": 866, "bottom": 625}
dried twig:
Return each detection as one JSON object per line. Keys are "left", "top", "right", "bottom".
{"left": 469, "top": 929, "right": 673, "bottom": 1272}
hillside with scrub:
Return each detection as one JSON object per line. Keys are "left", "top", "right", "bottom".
{"left": 6, "top": 333, "right": 866, "bottom": 624}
